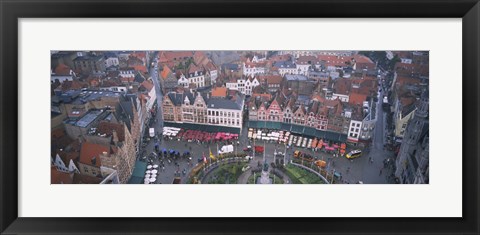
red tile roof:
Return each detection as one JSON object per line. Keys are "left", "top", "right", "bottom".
{"left": 270, "top": 54, "right": 292, "bottom": 62}
{"left": 395, "top": 63, "right": 429, "bottom": 77}
{"left": 54, "top": 63, "right": 72, "bottom": 76}
{"left": 131, "top": 52, "right": 146, "bottom": 60}
{"left": 318, "top": 55, "right": 352, "bottom": 67}
{"left": 140, "top": 80, "right": 154, "bottom": 92}
{"left": 205, "top": 61, "right": 217, "bottom": 71}
{"left": 396, "top": 76, "right": 421, "bottom": 87}
{"left": 352, "top": 54, "right": 374, "bottom": 64}
{"left": 97, "top": 121, "right": 125, "bottom": 142}
{"left": 297, "top": 56, "right": 320, "bottom": 65}
{"left": 51, "top": 166, "right": 73, "bottom": 184}
{"left": 160, "top": 65, "right": 173, "bottom": 80}
{"left": 188, "top": 64, "right": 202, "bottom": 74}
{"left": 211, "top": 87, "right": 227, "bottom": 97}
{"left": 259, "top": 75, "right": 283, "bottom": 85}
{"left": 334, "top": 78, "right": 352, "bottom": 95}
{"left": 159, "top": 51, "right": 194, "bottom": 62}
{"left": 349, "top": 92, "right": 368, "bottom": 105}
{"left": 133, "top": 65, "right": 147, "bottom": 74}
{"left": 79, "top": 142, "right": 109, "bottom": 167}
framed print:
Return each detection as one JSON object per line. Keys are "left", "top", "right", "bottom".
{"left": 1, "top": 0, "right": 479, "bottom": 234}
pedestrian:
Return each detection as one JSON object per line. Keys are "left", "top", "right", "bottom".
{"left": 379, "top": 169, "right": 383, "bottom": 175}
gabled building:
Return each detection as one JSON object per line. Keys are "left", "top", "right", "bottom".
{"left": 187, "top": 63, "right": 206, "bottom": 88}
{"left": 292, "top": 104, "right": 306, "bottom": 125}
{"left": 244, "top": 76, "right": 260, "bottom": 96}
{"left": 393, "top": 92, "right": 417, "bottom": 139}
{"left": 265, "top": 95, "right": 284, "bottom": 122}
{"left": 177, "top": 72, "right": 189, "bottom": 88}
{"left": 138, "top": 80, "right": 156, "bottom": 115}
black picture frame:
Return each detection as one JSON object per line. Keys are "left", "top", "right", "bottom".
{"left": 1, "top": 0, "right": 479, "bottom": 234}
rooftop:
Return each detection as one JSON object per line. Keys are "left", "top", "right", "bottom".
{"left": 207, "top": 95, "right": 244, "bottom": 110}
{"left": 273, "top": 61, "right": 296, "bottom": 69}
{"left": 285, "top": 74, "right": 308, "bottom": 81}
{"left": 79, "top": 141, "right": 109, "bottom": 167}
{"left": 69, "top": 90, "right": 121, "bottom": 105}
{"left": 74, "top": 109, "right": 104, "bottom": 128}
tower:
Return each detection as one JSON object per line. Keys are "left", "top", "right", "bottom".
{"left": 395, "top": 90, "right": 429, "bottom": 183}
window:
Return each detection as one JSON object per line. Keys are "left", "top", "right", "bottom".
{"left": 351, "top": 128, "right": 354, "bottom": 132}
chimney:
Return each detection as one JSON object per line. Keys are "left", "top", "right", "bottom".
{"left": 112, "top": 129, "right": 119, "bottom": 144}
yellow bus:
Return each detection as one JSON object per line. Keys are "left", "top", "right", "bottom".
{"left": 346, "top": 150, "right": 362, "bottom": 159}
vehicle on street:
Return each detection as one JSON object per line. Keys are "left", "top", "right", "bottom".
{"left": 218, "top": 145, "right": 234, "bottom": 154}
{"left": 254, "top": 145, "right": 264, "bottom": 153}
{"left": 314, "top": 160, "right": 327, "bottom": 168}
{"left": 149, "top": 128, "right": 155, "bottom": 138}
{"left": 242, "top": 165, "right": 251, "bottom": 172}
{"left": 346, "top": 150, "right": 362, "bottom": 159}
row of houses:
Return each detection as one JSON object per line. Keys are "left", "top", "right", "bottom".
{"left": 157, "top": 51, "right": 219, "bottom": 93}
{"left": 162, "top": 90, "right": 245, "bottom": 131}
{"left": 248, "top": 87, "right": 376, "bottom": 145}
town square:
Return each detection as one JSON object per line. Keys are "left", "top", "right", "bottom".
{"left": 51, "top": 50, "right": 429, "bottom": 184}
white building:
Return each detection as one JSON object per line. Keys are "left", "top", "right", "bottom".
{"left": 119, "top": 68, "right": 135, "bottom": 79}
{"left": 243, "top": 62, "right": 266, "bottom": 77}
{"left": 329, "top": 93, "right": 349, "bottom": 102}
{"left": 207, "top": 95, "right": 245, "bottom": 131}
{"left": 105, "top": 56, "right": 119, "bottom": 68}
{"left": 273, "top": 61, "right": 298, "bottom": 77}
{"left": 244, "top": 76, "right": 260, "bottom": 96}
{"left": 178, "top": 73, "right": 189, "bottom": 88}
{"left": 53, "top": 153, "right": 80, "bottom": 173}
{"left": 187, "top": 64, "right": 205, "bottom": 88}
{"left": 140, "top": 80, "right": 157, "bottom": 114}
{"left": 226, "top": 80, "right": 238, "bottom": 91}
{"left": 347, "top": 119, "right": 362, "bottom": 144}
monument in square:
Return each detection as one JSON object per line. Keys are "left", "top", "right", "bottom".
{"left": 257, "top": 160, "right": 272, "bottom": 184}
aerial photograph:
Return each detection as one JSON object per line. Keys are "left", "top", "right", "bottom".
{"left": 50, "top": 50, "right": 429, "bottom": 184}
